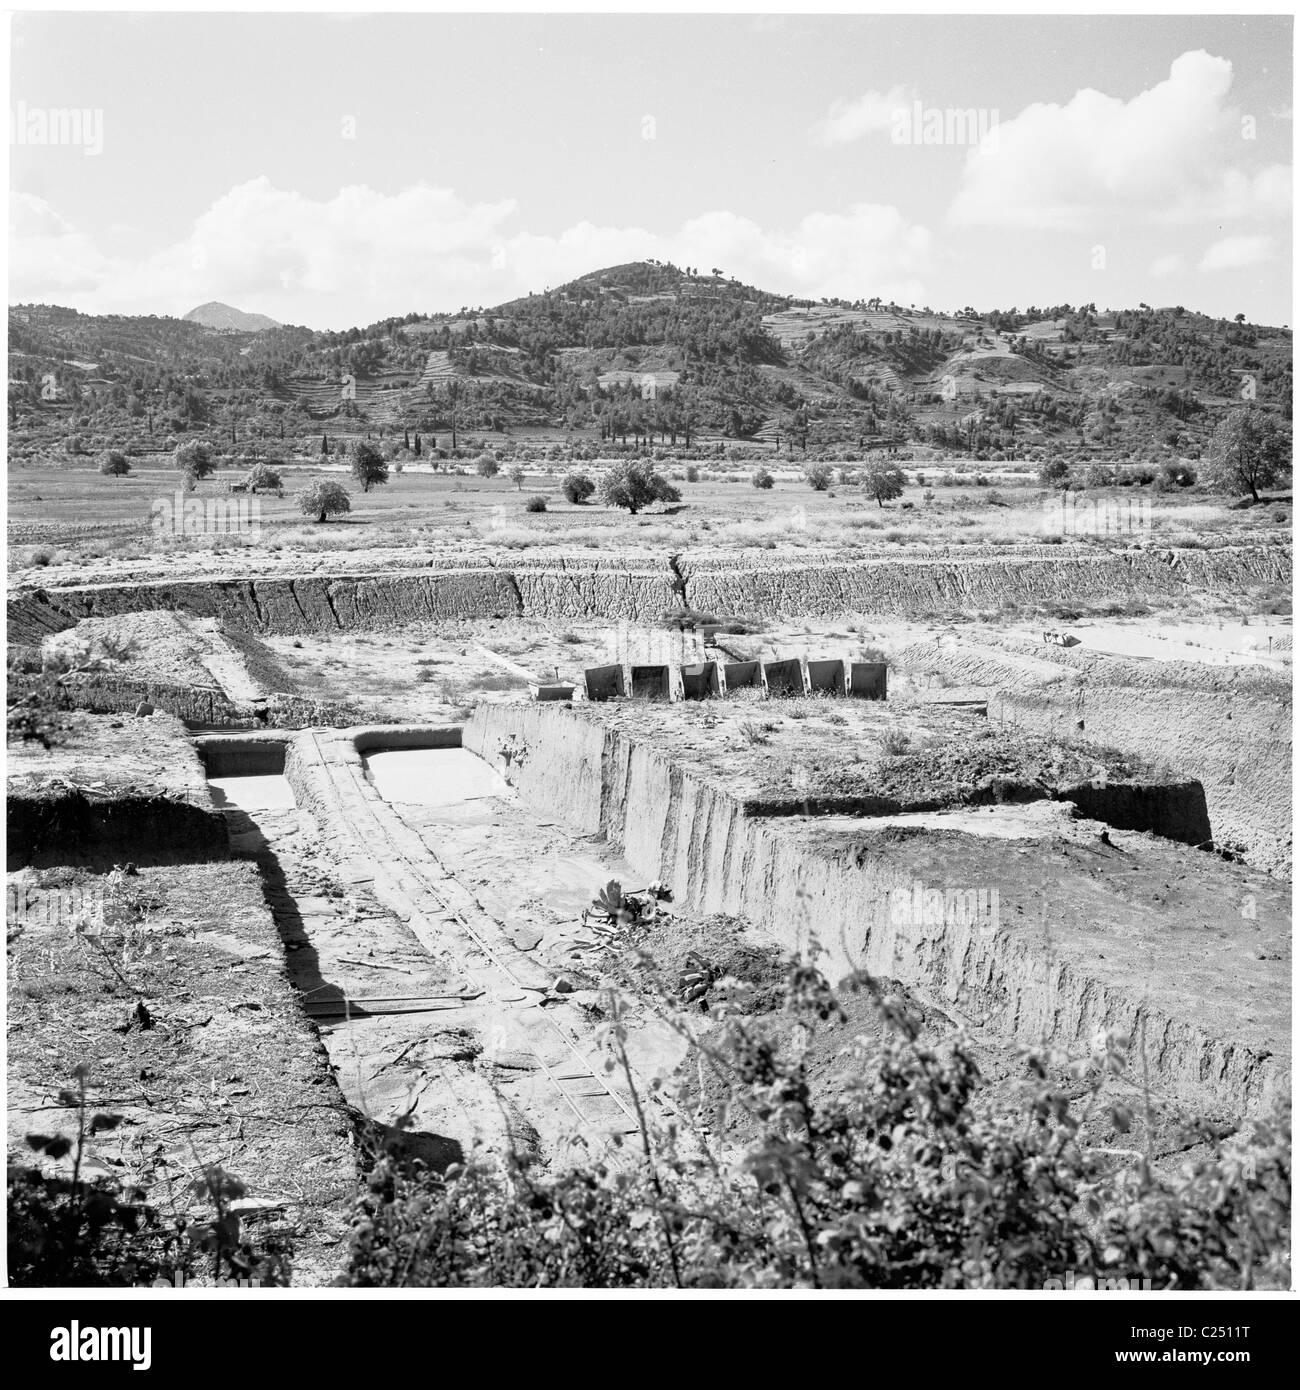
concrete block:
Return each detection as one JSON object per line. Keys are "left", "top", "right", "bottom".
{"left": 763, "top": 658, "right": 806, "bottom": 698}
{"left": 532, "top": 684, "right": 575, "bottom": 702}
{"left": 584, "top": 664, "right": 625, "bottom": 702}
{"left": 630, "top": 664, "right": 672, "bottom": 701}
{"left": 806, "top": 658, "right": 847, "bottom": 696}
{"left": 849, "top": 662, "right": 888, "bottom": 700}
{"left": 722, "top": 660, "right": 764, "bottom": 694}
{"left": 680, "top": 661, "right": 721, "bottom": 700}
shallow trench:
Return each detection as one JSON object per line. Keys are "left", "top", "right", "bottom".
{"left": 196, "top": 729, "right": 690, "bottom": 1172}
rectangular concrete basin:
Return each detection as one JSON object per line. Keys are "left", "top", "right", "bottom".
{"left": 850, "top": 662, "right": 888, "bottom": 700}
{"left": 584, "top": 665, "right": 626, "bottom": 702}
{"left": 533, "top": 684, "right": 576, "bottom": 702}
{"left": 763, "top": 658, "right": 806, "bottom": 697}
{"left": 680, "top": 661, "right": 721, "bottom": 700}
{"left": 806, "top": 659, "right": 847, "bottom": 696}
{"left": 630, "top": 665, "right": 672, "bottom": 701}
{"left": 722, "top": 660, "right": 765, "bottom": 694}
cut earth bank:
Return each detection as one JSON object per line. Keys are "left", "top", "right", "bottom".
{"left": 462, "top": 700, "right": 1289, "bottom": 1118}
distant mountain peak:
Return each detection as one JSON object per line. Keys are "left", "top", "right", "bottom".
{"left": 183, "top": 301, "right": 279, "bottom": 332}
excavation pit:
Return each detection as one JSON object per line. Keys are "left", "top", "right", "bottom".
{"left": 463, "top": 700, "right": 1290, "bottom": 1114}
{"left": 362, "top": 746, "right": 510, "bottom": 807}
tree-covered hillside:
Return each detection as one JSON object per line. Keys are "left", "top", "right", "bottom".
{"left": 8, "top": 261, "right": 1292, "bottom": 463}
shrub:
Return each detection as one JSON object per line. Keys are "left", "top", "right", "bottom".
{"left": 8, "top": 1067, "right": 289, "bottom": 1287}
{"left": 340, "top": 967, "right": 1291, "bottom": 1289}
{"left": 524, "top": 495, "right": 547, "bottom": 513}
{"left": 685, "top": 465, "right": 700, "bottom": 482}
{"left": 351, "top": 442, "right": 389, "bottom": 493}
{"left": 751, "top": 468, "right": 775, "bottom": 490}
{"left": 296, "top": 480, "right": 352, "bottom": 522}
{"left": 475, "top": 453, "right": 500, "bottom": 479}
{"left": 880, "top": 729, "right": 911, "bottom": 756}
{"left": 1038, "top": 458, "right": 1071, "bottom": 489}
{"left": 562, "top": 472, "right": 595, "bottom": 504}
{"left": 64, "top": 434, "right": 86, "bottom": 456}
{"left": 1161, "top": 460, "right": 1197, "bottom": 489}
{"left": 1084, "top": 462, "right": 1116, "bottom": 488}
{"left": 245, "top": 462, "right": 282, "bottom": 493}
{"left": 805, "top": 464, "right": 833, "bottom": 492}
{"left": 599, "top": 460, "right": 680, "bottom": 514}
{"left": 98, "top": 451, "right": 130, "bottom": 478}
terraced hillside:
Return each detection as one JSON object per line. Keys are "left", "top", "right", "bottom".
{"left": 9, "top": 261, "right": 1291, "bottom": 464}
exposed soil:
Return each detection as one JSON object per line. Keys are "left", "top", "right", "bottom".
{"left": 5, "top": 859, "right": 357, "bottom": 1285}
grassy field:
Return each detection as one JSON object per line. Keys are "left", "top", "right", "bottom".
{"left": 7, "top": 454, "right": 1292, "bottom": 574}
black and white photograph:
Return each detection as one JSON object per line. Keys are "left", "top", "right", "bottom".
{"left": 1, "top": 2, "right": 1293, "bottom": 1330}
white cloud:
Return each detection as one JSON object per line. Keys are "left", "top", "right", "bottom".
{"left": 9, "top": 192, "right": 117, "bottom": 295}
{"left": 1149, "top": 253, "right": 1186, "bottom": 278}
{"left": 1198, "top": 235, "right": 1275, "bottom": 272}
{"left": 813, "top": 84, "right": 917, "bottom": 145}
{"left": 949, "top": 51, "right": 1287, "bottom": 231}
{"left": 10, "top": 182, "right": 934, "bottom": 327}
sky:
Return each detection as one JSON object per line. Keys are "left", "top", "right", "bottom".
{"left": 7, "top": 11, "right": 1293, "bottom": 330}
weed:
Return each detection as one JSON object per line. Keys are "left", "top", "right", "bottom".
{"left": 880, "top": 729, "right": 911, "bottom": 756}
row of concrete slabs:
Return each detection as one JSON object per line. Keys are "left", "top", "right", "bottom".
{"left": 533, "top": 657, "right": 888, "bottom": 704}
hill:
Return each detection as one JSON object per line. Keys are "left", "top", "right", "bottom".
{"left": 183, "top": 301, "right": 280, "bottom": 332}
{"left": 7, "top": 262, "right": 1292, "bottom": 462}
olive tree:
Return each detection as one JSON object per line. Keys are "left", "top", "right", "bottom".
{"left": 599, "top": 460, "right": 680, "bottom": 514}
{"left": 862, "top": 462, "right": 906, "bottom": 507}
{"left": 1204, "top": 408, "right": 1290, "bottom": 503}
{"left": 296, "top": 480, "right": 352, "bottom": 523}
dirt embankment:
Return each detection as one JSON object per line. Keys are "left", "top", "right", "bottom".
{"left": 679, "top": 543, "right": 1291, "bottom": 618}
{"left": 892, "top": 636, "right": 1292, "bottom": 876}
{"left": 9, "top": 542, "right": 1290, "bottom": 639}
{"left": 463, "top": 702, "right": 1289, "bottom": 1116}
{"left": 6, "top": 711, "right": 229, "bottom": 870}
{"left": 13, "top": 612, "right": 361, "bottom": 730}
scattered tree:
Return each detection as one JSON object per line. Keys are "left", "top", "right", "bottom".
{"left": 862, "top": 462, "right": 906, "bottom": 507}
{"left": 245, "top": 462, "right": 282, "bottom": 494}
{"left": 98, "top": 451, "right": 131, "bottom": 478}
{"left": 599, "top": 460, "right": 681, "bottom": 514}
{"left": 563, "top": 472, "right": 595, "bottom": 504}
{"left": 1204, "top": 408, "right": 1291, "bottom": 502}
{"left": 509, "top": 464, "right": 527, "bottom": 490}
{"left": 296, "top": 480, "right": 352, "bottom": 523}
{"left": 175, "top": 439, "right": 215, "bottom": 484}
{"left": 351, "top": 441, "right": 389, "bottom": 493}
{"left": 1038, "top": 458, "right": 1071, "bottom": 490}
